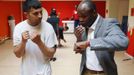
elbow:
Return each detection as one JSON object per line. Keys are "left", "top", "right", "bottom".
{"left": 47, "top": 51, "right": 56, "bottom": 59}
{"left": 47, "top": 48, "right": 56, "bottom": 58}
{"left": 124, "top": 38, "right": 129, "bottom": 49}
{"left": 16, "top": 55, "right": 22, "bottom": 58}
{"left": 47, "top": 54, "right": 54, "bottom": 59}
{"left": 13, "top": 50, "right": 22, "bottom": 58}
{"left": 119, "top": 37, "right": 129, "bottom": 49}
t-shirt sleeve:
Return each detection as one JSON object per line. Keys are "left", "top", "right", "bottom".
{"left": 45, "top": 31, "right": 58, "bottom": 48}
{"left": 13, "top": 26, "right": 22, "bottom": 46}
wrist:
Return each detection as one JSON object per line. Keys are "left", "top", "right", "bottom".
{"left": 77, "top": 39, "right": 82, "bottom": 42}
{"left": 37, "top": 41, "right": 43, "bottom": 46}
{"left": 21, "top": 41, "right": 27, "bottom": 45}
{"left": 86, "top": 41, "right": 90, "bottom": 47}
{"left": 77, "top": 37, "right": 83, "bottom": 42}
{"left": 37, "top": 41, "right": 46, "bottom": 48}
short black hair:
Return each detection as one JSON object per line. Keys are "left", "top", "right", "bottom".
{"left": 23, "top": 0, "right": 42, "bottom": 12}
{"left": 50, "top": 8, "right": 57, "bottom": 16}
{"left": 65, "top": 26, "right": 69, "bottom": 30}
{"left": 8, "top": 15, "right": 14, "bottom": 20}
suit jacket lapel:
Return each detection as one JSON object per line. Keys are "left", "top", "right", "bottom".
{"left": 94, "top": 17, "right": 107, "bottom": 72}
{"left": 94, "top": 16, "right": 103, "bottom": 38}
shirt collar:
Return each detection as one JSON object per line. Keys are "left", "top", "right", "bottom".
{"left": 90, "top": 14, "right": 100, "bottom": 30}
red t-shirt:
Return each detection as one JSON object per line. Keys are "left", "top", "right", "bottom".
{"left": 127, "top": 29, "right": 134, "bottom": 56}
{"left": 59, "top": 18, "right": 63, "bottom": 27}
{"left": 73, "top": 10, "right": 79, "bottom": 20}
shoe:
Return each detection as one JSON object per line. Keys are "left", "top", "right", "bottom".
{"left": 63, "top": 39, "right": 66, "bottom": 43}
{"left": 58, "top": 44, "right": 63, "bottom": 47}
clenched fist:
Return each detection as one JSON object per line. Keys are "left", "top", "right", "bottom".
{"left": 74, "top": 25, "right": 85, "bottom": 41}
{"left": 30, "top": 31, "right": 42, "bottom": 44}
{"left": 22, "top": 31, "right": 30, "bottom": 43}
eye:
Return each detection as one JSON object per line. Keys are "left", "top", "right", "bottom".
{"left": 81, "top": 16, "right": 87, "bottom": 19}
{"left": 33, "top": 12, "right": 38, "bottom": 16}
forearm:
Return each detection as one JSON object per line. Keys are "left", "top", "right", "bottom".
{"left": 76, "top": 39, "right": 83, "bottom": 42}
{"left": 14, "top": 42, "right": 26, "bottom": 58}
{"left": 37, "top": 41, "right": 56, "bottom": 58}
{"left": 90, "top": 35, "right": 129, "bottom": 51}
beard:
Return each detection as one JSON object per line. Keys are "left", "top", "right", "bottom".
{"left": 84, "top": 15, "right": 97, "bottom": 28}
{"left": 81, "top": 19, "right": 94, "bottom": 28}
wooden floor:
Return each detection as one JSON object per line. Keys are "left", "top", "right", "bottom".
{"left": 0, "top": 34, "right": 134, "bottom": 75}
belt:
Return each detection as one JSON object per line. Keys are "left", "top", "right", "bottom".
{"left": 84, "top": 67, "right": 104, "bottom": 74}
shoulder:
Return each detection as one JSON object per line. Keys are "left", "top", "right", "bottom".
{"left": 100, "top": 18, "right": 121, "bottom": 33}
{"left": 95, "top": 17, "right": 116, "bottom": 33}
{"left": 104, "top": 18, "right": 119, "bottom": 28}
{"left": 99, "top": 17, "right": 116, "bottom": 28}
{"left": 41, "top": 21, "right": 54, "bottom": 32}
{"left": 14, "top": 20, "right": 27, "bottom": 30}
{"left": 41, "top": 21, "right": 56, "bottom": 39}
{"left": 42, "top": 20, "right": 53, "bottom": 28}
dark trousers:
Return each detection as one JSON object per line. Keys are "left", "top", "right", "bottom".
{"left": 82, "top": 67, "right": 105, "bottom": 75}
{"left": 74, "top": 20, "right": 79, "bottom": 28}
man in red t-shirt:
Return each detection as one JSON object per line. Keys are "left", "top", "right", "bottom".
{"left": 71, "top": 5, "right": 79, "bottom": 29}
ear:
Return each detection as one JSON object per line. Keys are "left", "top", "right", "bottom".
{"left": 24, "top": 12, "right": 27, "bottom": 15}
{"left": 24, "top": 12, "right": 28, "bottom": 18}
{"left": 92, "top": 10, "right": 97, "bottom": 16}
{"left": 93, "top": 10, "right": 96, "bottom": 13}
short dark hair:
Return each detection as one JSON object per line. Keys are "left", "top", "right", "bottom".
{"left": 50, "top": 8, "right": 57, "bottom": 16}
{"left": 65, "top": 26, "right": 69, "bottom": 30}
{"left": 8, "top": 15, "right": 14, "bottom": 20}
{"left": 23, "top": 0, "right": 42, "bottom": 12}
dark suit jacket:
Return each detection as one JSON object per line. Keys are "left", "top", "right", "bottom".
{"left": 80, "top": 16, "right": 129, "bottom": 75}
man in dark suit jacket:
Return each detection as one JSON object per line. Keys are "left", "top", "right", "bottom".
{"left": 74, "top": 1, "right": 129, "bottom": 75}
{"left": 47, "top": 8, "right": 59, "bottom": 36}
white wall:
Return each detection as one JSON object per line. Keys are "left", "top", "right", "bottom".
{"left": 106, "top": 0, "right": 119, "bottom": 18}
{"left": 106, "top": 0, "right": 129, "bottom": 24}
{"left": 118, "top": 0, "right": 129, "bottom": 24}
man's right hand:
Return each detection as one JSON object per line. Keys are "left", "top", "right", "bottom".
{"left": 74, "top": 25, "right": 85, "bottom": 41}
{"left": 14, "top": 31, "right": 29, "bottom": 58}
{"left": 22, "top": 31, "right": 30, "bottom": 43}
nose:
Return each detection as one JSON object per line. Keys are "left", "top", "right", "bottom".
{"left": 79, "top": 17, "right": 84, "bottom": 23}
{"left": 79, "top": 17, "right": 84, "bottom": 22}
{"left": 38, "top": 12, "right": 42, "bottom": 18}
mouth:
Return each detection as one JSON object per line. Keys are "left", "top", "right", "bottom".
{"left": 36, "top": 19, "right": 41, "bottom": 24}
{"left": 79, "top": 21, "right": 84, "bottom": 25}
{"left": 79, "top": 22, "right": 86, "bottom": 26}
{"left": 32, "top": 21, "right": 41, "bottom": 26}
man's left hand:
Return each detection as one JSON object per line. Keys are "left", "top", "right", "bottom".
{"left": 30, "top": 32, "right": 42, "bottom": 44}
{"left": 74, "top": 41, "right": 89, "bottom": 53}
